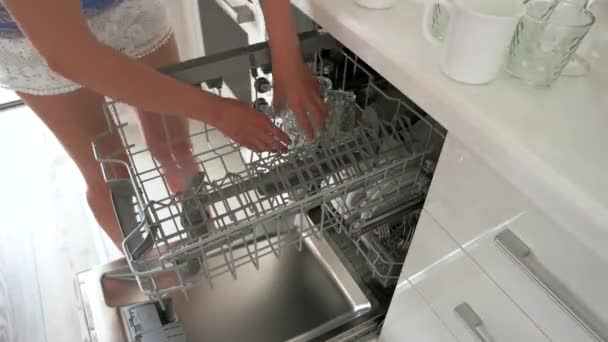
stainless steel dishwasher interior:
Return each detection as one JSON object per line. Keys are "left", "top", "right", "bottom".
{"left": 79, "top": 31, "right": 447, "bottom": 342}
{"left": 80, "top": 224, "right": 371, "bottom": 342}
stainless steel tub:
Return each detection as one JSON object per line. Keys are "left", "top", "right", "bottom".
{"left": 77, "top": 232, "right": 371, "bottom": 342}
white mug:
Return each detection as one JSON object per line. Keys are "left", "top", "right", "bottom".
{"left": 422, "top": 0, "right": 524, "bottom": 84}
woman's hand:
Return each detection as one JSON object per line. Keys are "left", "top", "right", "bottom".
{"left": 273, "top": 61, "right": 328, "bottom": 140}
{"left": 260, "top": 0, "right": 328, "bottom": 141}
{"left": 214, "top": 97, "right": 289, "bottom": 153}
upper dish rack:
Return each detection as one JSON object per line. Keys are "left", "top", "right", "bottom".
{"left": 92, "top": 33, "right": 445, "bottom": 301}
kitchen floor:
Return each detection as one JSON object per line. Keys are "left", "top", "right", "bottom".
{"left": 0, "top": 103, "right": 205, "bottom": 342}
{"left": 0, "top": 104, "right": 121, "bottom": 342}
{"left": 0, "top": 94, "right": 241, "bottom": 342}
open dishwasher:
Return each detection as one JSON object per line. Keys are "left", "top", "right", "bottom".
{"left": 76, "top": 32, "right": 446, "bottom": 342}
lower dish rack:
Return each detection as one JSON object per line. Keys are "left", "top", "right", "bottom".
{"left": 92, "top": 43, "right": 444, "bottom": 302}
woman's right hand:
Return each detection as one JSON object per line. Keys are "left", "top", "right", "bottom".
{"left": 213, "top": 98, "right": 289, "bottom": 153}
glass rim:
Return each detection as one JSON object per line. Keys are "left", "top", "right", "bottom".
{"left": 523, "top": 0, "right": 596, "bottom": 28}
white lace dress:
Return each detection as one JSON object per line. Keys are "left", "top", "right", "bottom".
{"left": 0, "top": 0, "right": 172, "bottom": 95}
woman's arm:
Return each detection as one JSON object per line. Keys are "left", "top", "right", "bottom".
{"left": 262, "top": 0, "right": 327, "bottom": 140}
{"left": 262, "top": 0, "right": 301, "bottom": 66}
{"left": 5, "top": 0, "right": 219, "bottom": 122}
{"left": 3, "top": 0, "right": 288, "bottom": 152}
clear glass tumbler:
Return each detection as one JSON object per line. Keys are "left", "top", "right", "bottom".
{"left": 317, "top": 76, "right": 333, "bottom": 98}
{"left": 325, "top": 90, "right": 357, "bottom": 140}
{"left": 430, "top": 4, "right": 448, "bottom": 42}
{"left": 269, "top": 76, "right": 335, "bottom": 149}
{"left": 268, "top": 78, "right": 357, "bottom": 149}
{"left": 505, "top": 0, "right": 595, "bottom": 86}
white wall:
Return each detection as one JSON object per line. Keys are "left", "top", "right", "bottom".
{"left": 163, "top": 0, "right": 206, "bottom": 60}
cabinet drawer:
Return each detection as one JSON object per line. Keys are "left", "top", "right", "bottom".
{"left": 401, "top": 211, "right": 548, "bottom": 342}
{"left": 465, "top": 212, "right": 608, "bottom": 342}
{"left": 425, "top": 135, "right": 608, "bottom": 341}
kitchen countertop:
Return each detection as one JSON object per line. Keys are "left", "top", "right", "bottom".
{"left": 292, "top": 0, "right": 608, "bottom": 259}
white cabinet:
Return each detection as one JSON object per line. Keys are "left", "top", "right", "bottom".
{"left": 379, "top": 212, "right": 459, "bottom": 341}
{"left": 379, "top": 280, "right": 456, "bottom": 342}
{"left": 381, "top": 211, "right": 548, "bottom": 341}
{"left": 467, "top": 212, "right": 608, "bottom": 342}
{"left": 424, "top": 135, "right": 608, "bottom": 341}
{"left": 410, "top": 252, "right": 548, "bottom": 342}
{"left": 424, "top": 135, "right": 527, "bottom": 246}
{"left": 401, "top": 211, "right": 460, "bottom": 280}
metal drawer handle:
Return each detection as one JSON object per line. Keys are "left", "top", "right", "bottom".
{"left": 496, "top": 229, "right": 608, "bottom": 342}
{"left": 217, "top": 0, "right": 256, "bottom": 24}
{"left": 454, "top": 302, "right": 494, "bottom": 342}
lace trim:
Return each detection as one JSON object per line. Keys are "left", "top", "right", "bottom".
{"left": 2, "top": 29, "right": 173, "bottom": 96}
{"left": 132, "top": 28, "right": 173, "bottom": 60}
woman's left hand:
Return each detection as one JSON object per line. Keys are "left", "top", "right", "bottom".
{"left": 273, "top": 61, "right": 328, "bottom": 141}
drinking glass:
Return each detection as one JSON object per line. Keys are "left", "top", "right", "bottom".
{"left": 325, "top": 90, "right": 357, "bottom": 140}
{"left": 430, "top": 4, "right": 448, "bottom": 41}
{"left": 317, "top": 76, "right": 333, "bottom": 98}
{"left": 269, "top": 78, "right": 356, "bottom": 149}
{"left": 268, "top": 76, "right": 335, "bottom": 149}
{"left": 563, "top": 0, "right": 608, "bottom": 75}
{"left": 264, "top": 106, "right": 305, "bottom": 149}
{"left": 505, "top": 0, "right": 595, "bottom": 86}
